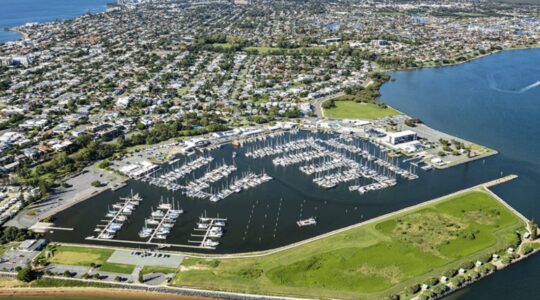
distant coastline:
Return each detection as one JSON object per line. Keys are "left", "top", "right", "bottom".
{"left": 0, "top": 0, "right": 112, "bottom": 44}
{"left": 380, "top": 44, "right": 540, "bottom": 73}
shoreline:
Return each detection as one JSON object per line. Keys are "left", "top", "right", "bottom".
{"left": 379, "top": 44, "right": 540, "bottom": 73}
{"left": 12, "top": 28, "right": 29, "bottom": 40}
{"left": 0, "top": 0, "right": 113, "bottom": 44}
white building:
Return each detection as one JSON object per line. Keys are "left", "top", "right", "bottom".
{"left": 387, "top": 130, "right": 417, "bottom": 145}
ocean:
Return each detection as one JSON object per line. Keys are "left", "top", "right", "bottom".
{"left": 0, "top": 0, "right": 111, "bottom": 43}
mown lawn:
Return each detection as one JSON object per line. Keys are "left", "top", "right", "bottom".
{"left": 141, "top": 265, "right": 178, "bottom": 275}
{"left": 99, "top": 262, "right": 136, "bottom": 274}
{"left": 47, "top": 245, "right": 114, "bottom": 267}
{"left": 324, "top": 101, "right": 400, "bottom": 120}
{"left": 173, "top": 189, "right": 524, "bottom": 299}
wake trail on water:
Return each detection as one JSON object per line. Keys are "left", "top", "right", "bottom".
{"left": 519, "top": 81, "right": 540, "bottom": 93}
{"left": 487, "top": 73, "right": 540, "bottom": 94}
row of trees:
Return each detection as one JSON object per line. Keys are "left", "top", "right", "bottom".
{"left": 16, "top": 137, "right": 119, "bottom": 197}
{"left": 0, "top": 226, "right": 40, "bottom": 244}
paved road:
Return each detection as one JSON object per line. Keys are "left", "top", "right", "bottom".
{"left": 310, "top": 92, "right": 345, "bottom": 118}
{"left": 6, "top": 164, "right": 126, "bottom": 228}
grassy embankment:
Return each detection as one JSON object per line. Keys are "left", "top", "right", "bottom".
{"left": 172, "top": 189, "right": 526, "bottom": 299}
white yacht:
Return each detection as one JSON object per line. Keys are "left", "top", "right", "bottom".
{"left": 297, "top": 217, "right": 317, "bottom": 227}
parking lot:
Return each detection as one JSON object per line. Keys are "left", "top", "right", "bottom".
{"left": 107, "top": 249, "right": 182, "bottom": 268}
{"left": 0, "top": 250, "right": 40, "bottom": 272}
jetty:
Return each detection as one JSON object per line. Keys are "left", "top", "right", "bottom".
{"left": 93, "top": 190, "right": 142, "bottom": 240}
{"left": 188, "top": 215, "right": 228, "bottom": 249}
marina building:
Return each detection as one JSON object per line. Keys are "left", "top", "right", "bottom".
{"left": 387, "top": 130, "right": 417, "bottom": 145}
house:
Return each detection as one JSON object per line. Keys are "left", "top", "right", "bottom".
{"left": 21, "top": 148, "right": 40, "bottom": 159}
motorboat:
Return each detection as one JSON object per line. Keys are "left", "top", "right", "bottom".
{"left": 297, "top": 217, "right": 317, "bottom": 227}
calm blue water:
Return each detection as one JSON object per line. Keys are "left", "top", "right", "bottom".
{"left": 0, "top": 0, "right": 111, "bottom": 43}
{"left": 380, "top": 48, "right": 540, "bottom": 299}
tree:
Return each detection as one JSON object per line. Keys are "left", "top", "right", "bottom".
{"left": 138, "top": 271, "right": 144, "bottom": 283}
{"left": 63, "top": 270, "right": 72, "bottom": 277}
{"left": 321, "top": 99, "right": 335, "bottom": 109}
{"left": 1, "top": 227, "right": 39, "bottom": 244}
{"left": 529, "top": 220, "right": 538, "bottom": 240}
{"left": 405, "top": 118, "right": 422, "bottom": 127}
{"left": 91, "top": 180, "right": 102, "bottom": 187}
{"left": 98, "top": 159, "right": 111, "bottom": 169}
{"left": 17, "top": 267, "right": 35, "bottom": 282}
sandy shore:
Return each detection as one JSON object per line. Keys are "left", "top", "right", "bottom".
{"left": 0, "top": 288, "right": 211, "bottom": 300}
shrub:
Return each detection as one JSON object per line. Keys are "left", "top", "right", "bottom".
{"left": 98, "top": 160, "right": 111, "bottom": 169}
{"left": 91, "top": 180, "right": 102, "bottom": 187}
{"left": 138, "top": 272, "right": 144, "bottom": 283}
{"left": 17, "top": 267, "right": 35, "bottom": 282}
{"left": 443, "top": 269, "right": 458, "bottom": 278}
{"left": 321, "top": 99, "right": 336, "bottom": 109}
{"left": 237, "top": 268, "right": 263, "bottom": 279}
{"left": 450, "top": 275, "right": 466, "bottom": 287}
{"left": 522, "top": 244, "right": 534, "bottom": 255}
{"left": 479, "top": 253, "right": 492, "bottom": 263}
{"left": 425, "top": 277, "right": 439, "bottom": 286}
{"left": 405, "top": 284, "right": 421, "bottom": 295}
{"left": 460, "top": 261, "right": 475, "bottom": 270}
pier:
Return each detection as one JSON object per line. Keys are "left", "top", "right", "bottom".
{"left": 188, "top": 216, "right": 228, "bottom": 248}
{"left": 93, "top": 191, "right": 142, "bottom": 239}
{"left": 29, "top": 222, "right": 74, "bottom": 233}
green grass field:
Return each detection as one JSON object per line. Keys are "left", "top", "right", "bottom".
{"left": 141, "top": 265, "right": 178, "bottom": 275}
{"left": 210, "top": 43, "right": 234, "bottom": 49}
{"left": 99, "top": 262, "right": 136, "bottom": 274}
{"left": 172, "top": 189, "right": 524, "bottom": 299}
{"left": 47, "top": 245, "right": 114, "bottom": 267}
{"left": 323, "top": 101, "right": 400, "bottom": 120}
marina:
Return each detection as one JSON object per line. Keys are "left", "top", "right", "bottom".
{"left": 45, "top": 129, "right": 508, "bottom": 253}
{"left": 91, "top": 191, "right": 143, "bottom": 240}
{"left": 188, "top": 215, "right": 227, "bottom": 249}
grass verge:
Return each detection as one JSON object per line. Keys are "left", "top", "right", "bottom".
{"left": 44, "top": 245, "right": 114, "bottom": 267}
{"left": 99, "top": 262, "right": 136, "bottom": 274}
